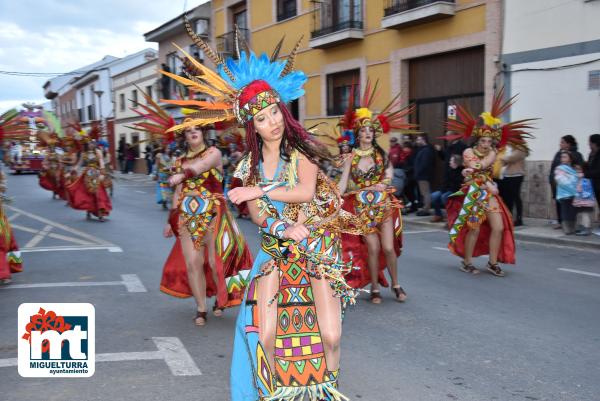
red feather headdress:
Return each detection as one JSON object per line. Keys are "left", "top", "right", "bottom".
{"left": 340, "top": 79, "right": 417, "bottom": 136}
{"left": 127, "top": 87, "right": 176, "bottom": 146}
{"left": 442, "top": 87, "right": 536, "bottom": 151}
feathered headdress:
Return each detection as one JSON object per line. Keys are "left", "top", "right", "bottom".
{"left": 0, "top": 109, "right": 32, "bottom": 141}
{"left": 128, "top": 86, "right": 176, "bottom": 145}
{"left": 341, "top": 79, "right": 417, "bottom": 136}
{"left": 442, "top": 87, "right": 536, "bottom": 151}
{"left": 160, "top": 16, "right": 305, "bottom": 130}
{"left": 37, "top": 111, "right": 64, "bottom": 148}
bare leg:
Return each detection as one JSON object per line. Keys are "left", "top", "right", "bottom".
{"left": 463, "top": 228, "right": 480, "bottom": 265}
{"left": 379, "top": 217, "right": 407, "bottom": 301}
{"left": 363, "top": 232, "right": 381, "bottom": 292}
{"left": 179, "top": 230, "right": 208, "bottom": 322}
{"left": 378, "top": 218, "right": 398, "bottom": 287}
{"left": 256, "top": 264, "right": 279, "bottom": 372}
{"left": 202, "top": 227, "right": 222, "bottom": 314}
{"left": 486, "top": 205, "right": 504, "bottom": 265}
{"left": 311, "top": 276, "right": 342, "bottom": 371}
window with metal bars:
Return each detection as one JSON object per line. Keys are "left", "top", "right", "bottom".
{"left": 327, "top": 69, "right": 360, "bottom": 116}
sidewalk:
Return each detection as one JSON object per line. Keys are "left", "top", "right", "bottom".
{"left": 403, "top": 213, "right": 600, "bottom": 251}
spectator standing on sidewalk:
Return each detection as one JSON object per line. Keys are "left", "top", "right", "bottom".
{"left": 554, "top": 151, "right": 579, "bottom": 235}
{"left": 144, "top": 144, "right": 154, "bottom": 175}
{"left": 125, "top": 143, "right": 136, "bottom": 174}
{"left": 584, "top": 134, "right": 600, "bottom": 235}
{"left": 117, "top": 137, "right": 126, "bottom": 173}
{"left": 584, "top": 134, "right": 600, "bottom": 209}
{"left": 573, "top": 164, "right": 595, "bottom": 236}
{"left": 414, "top": 134, "right": 434, "bottom": 216}
{"left": 389, "top": 136, "right": 406, "bottom": 198}
{"left": 401, "top": 139, "right": 418, "bottom": 213}
{"left": 430, "top": 154, "right": 464, "bottom": 222}
{"left": 496, "top": 144, "right": 528, "bottom": 226}
{"left": 550, "top": 135, "right": 584, "bottom": 229}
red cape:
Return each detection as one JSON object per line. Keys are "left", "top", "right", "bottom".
{"left": 446, "top": 191, "right": 516, "bottom": 264}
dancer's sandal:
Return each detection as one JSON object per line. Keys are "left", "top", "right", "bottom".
{"left": 460, "top": 261, "right": 480, "bottom": 275}
{"left": 212, "top": 304, "right": 224, "bottom": 317}
{"left": 194, "top": 310, "right": 208, "bottom": 326}
{"left": 370, "top": 290, "right": 382, "bottom": 304}
{"left": 392, "top": 285, "right": 407, "bottom": 302}
{"left": 486, "top": 262, "right": 505, "bottom": 277}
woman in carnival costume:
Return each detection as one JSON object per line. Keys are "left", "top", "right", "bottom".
{"left": 165, "top": 21, "right": 363, "bottom": 399}
{"left": 443, "top": 89, "right": 535, "bottom": 276}
{"left": 37, "top": 112, "right": 65, "bottom": 200}
{"left": 337, "top": 81, "right": 416, "bottom": 304}
{"left": 0, "top": 109, "right": 25, "bottom": 284}
{"left": 59, "top": 132, "right": 79, "bottom": 206}
{"left": 66, "top": 123, "right": 112, "bottom": 221}
{"left": 134, "top": 81, "right": 254, "bottom": 327}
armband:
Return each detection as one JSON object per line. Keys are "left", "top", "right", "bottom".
{"left": 262, "top": 217, "right": 289, "bottom": 239}
{"left": 183, "top": 168, "right": 195, "bottom": 179}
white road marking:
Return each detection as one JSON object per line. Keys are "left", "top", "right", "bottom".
{"left": 135, "top": 190, "right": 147, "bottom": 194}
{"left": 0, "top": 337, "right": 201, "bottom": 376}
{"left": 5, "top": 205, "right": 114, "bottom": 246}
{"left": 433, "top": 246, "right": 449, "bottom": 251}
{"left": 7, "top": 213, "right": 21, "bottom": 221}
{"left": 24, "top": 224, "right": 53, "bottom": 248}
{"left": 558, "top": 268, "right": 600, "bottom": 278}
{"left": 0, "top": 274, "right": 146, "bottom": 292}
{"left": 0, "top": 358, "right": 16, "bottom": 367}
{"left": 404, "top": 230, "right": 443, "bottom": 234}
{"left": 153, "top": 337, "right": 202, "bottom": 376}
{"left": 20, "top": 245, "right": 123, "bottom": 253}
{"left": 121, "top": 274, "right": 147, "bottom": 292}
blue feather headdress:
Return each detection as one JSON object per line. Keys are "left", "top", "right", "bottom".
{"left": 218, "top": 51, "right": 306, "bottom": 105}
{"left": 159, "top": 19, "right": 306, "bottom": 128}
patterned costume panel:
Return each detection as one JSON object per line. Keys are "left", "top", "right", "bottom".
{"left": 446, "top": 167, "right": 515, "bottom": 264}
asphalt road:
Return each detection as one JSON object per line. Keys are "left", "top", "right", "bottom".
{"left": 1, "top": 173, "right": 598, "bottom": 401}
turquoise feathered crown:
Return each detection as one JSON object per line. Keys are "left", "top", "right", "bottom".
{"left": 160, "top": 18, "right": 306, "bottom": 128}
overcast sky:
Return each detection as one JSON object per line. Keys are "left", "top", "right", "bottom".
{"left": 0, "top": 0, "right": 208, "bottom": 114}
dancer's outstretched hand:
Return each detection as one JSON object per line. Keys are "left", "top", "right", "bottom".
{"left": 228, "top": 186, "right": 264, "bottom": 204}
{"left": 283, "top": 223, "right": 310, "bottom": 242}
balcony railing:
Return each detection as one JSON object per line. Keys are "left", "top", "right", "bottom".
{"left": 384, "top": 0, "right": 455, "bottom": 17}
{"left": 312, "top": 20, "right": 363, "bottom": 39}
{"left": 216, "top": 28, "right": 250, "bottom": 59}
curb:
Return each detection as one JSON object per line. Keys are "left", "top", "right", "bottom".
{"left": 403, "top": 218, "right": 600, "bottom": 251}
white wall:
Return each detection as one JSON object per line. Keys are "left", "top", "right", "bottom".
{"left": 510, "top": 54, "right": 600, "bottom": 161}
{"left": 504, "top": 0, "right": 600, "bottom": 54}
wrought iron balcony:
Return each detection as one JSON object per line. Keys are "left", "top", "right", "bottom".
{"left": 309, "top": 0, "right": 364, "bottom": 48}
{"left": 382, "top": 0, "right": 456, "bottom": 29}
